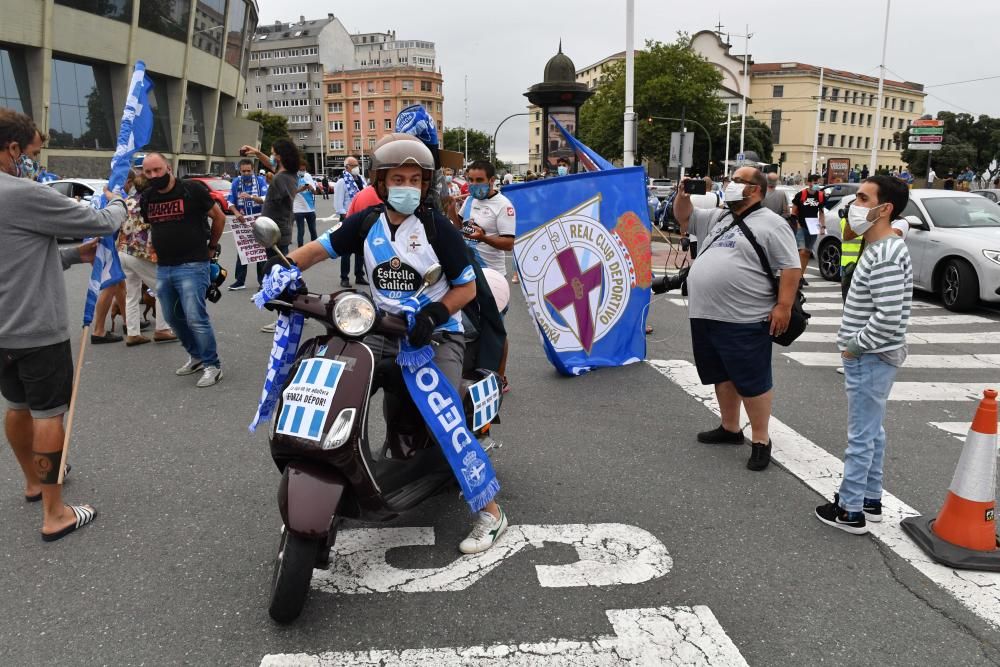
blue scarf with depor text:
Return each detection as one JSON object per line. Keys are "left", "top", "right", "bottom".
{"left": 396, "top": 296, "right": 500, "bottom": 513}
{"left": 249, "top": 266, "right": 305, "bottom": 432}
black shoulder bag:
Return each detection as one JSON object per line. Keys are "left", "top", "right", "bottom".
{"left": 733, "top": 218, "right": 811, "bottom": 346}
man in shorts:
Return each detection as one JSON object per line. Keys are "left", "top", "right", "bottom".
{"left": 0, "top": 108, "right": 126, "bottom": 540}
{"left": 791, "top": 173, "right": 827, "bottom": 285}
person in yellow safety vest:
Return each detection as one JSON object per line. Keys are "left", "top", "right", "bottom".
{"left": 840, "top": 216, "right": 863, "bottom": 302}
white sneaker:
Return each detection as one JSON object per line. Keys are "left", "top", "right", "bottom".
{"left": 835, "top": 367, "right": 845, "bottom": 375}
{"left": 196, "top": 365, "right": 223, "bottom": 387}
{"left": 459, "top": 506, "right": 508, "bottom": 554}
{"left": 175, "top": 357, "right": 203, "bottom": 376}
{"left": 260, "top": 322, "right": 277, "bottom": 333}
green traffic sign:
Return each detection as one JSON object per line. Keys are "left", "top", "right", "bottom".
{"left": 910, "top": 127, "right": 944, "bottom": 135}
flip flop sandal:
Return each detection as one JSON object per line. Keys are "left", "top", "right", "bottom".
{"left": 24, "top": 464, "right": 71, "bottom": 503}
{"left": 42, "top": 504, "right": 97, "bottom": 542}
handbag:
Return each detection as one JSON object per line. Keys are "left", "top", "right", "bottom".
{"left": 733, "top": 218, "right": 811, "bottom": 346}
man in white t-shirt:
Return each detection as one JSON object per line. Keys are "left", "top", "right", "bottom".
{"left": 927, "top": 167, "right": 937, "bottom": 189}
{"left": 448, "top": 159, "right": 516, "bottom": 391}
{"left": 292, "top": 160, "right": 318, "bottom": 247}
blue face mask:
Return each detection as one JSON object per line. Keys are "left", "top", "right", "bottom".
{"left": 241, "top": 174, "right": 253, "bottom": 184}
{"left": 17, "top": 153, "right": 37, "bottom": 180}
{"left": 557, "top": 166, "right": 568, "bottom": 177}
{"left": 469, "top": 183, "right": 490, "bottom": 200}
{"left": 386, "top": 186, "right": 422, "bottom": 215}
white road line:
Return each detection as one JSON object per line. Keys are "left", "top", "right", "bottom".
{"left": 806, "top": 315, "right": 997, "bottom": 327}
{"left": 796, "top": 331, "right": 999, "bottom": 345}
{"left": 929, "top": 422, "right": 969, "bottom": 442}
{"left": 799, "top": 292, "right": 843, "bottom": 300}
{"left": 648, "top": 358, "right": 1000, "bottom": 629}
{"left": 260, "top": 604, "right": 748, "bottom": 666}
{"left": 804, "top": 301, "right": 936, "bottom": 311}
{"left": 890, "top": 382, "right": 999, "bottom": 402}
{"left": 312, "top": 523, "right": 672, "bottom": 594}
{"left": 784, "top": 352, "right": 1000, "bottom": 369}
{"left": 801, "top": 282, "right": 841, "bottom": 290}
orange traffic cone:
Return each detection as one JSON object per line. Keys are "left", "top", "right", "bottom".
{"left": 902, "top": 389, "right": 1000, "bottom": 571}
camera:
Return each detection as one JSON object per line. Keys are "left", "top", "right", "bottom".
{"left": 683, "top": 179, "right": 707, "bottom": 195}
{"left": 651, "top": 266, "right": 690, "bottom": 294}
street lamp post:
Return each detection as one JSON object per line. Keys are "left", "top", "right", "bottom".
{"left": 491, "top": 112, "right": 531, "bottom": 165}
{"left": 647, "top": 115, "right": 712, "bottom": 177}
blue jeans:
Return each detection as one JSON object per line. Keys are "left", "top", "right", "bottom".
{"left": 157, "top": 262, "right": 220, "bottom": 368}
{"left": 838, "top": 353, "right": 898, "bottom": 512}
{"left": 295, "top": 211, "right": 317, "bottom": 247}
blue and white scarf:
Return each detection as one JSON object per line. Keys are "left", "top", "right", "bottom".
{"left": 342, "top": 170, "right": 360, "bottom": 204}
{"left": 249, "top": 266, "right": 306, "bottom": 432}
{"left": 396, "top": 296, "right": 500, "bottom": 513}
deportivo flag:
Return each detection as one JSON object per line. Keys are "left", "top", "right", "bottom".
{"left": 551, "top": 116, "right": 614, "bottom": 172}
{"left": 82, "top": 61, "right": 154, "bottom": 326}
{"left": 502, "top": 166, "right": 653, "bottom": 376}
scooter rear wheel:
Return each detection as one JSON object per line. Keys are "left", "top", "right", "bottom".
{"left": 268, "top": 529, "right": 320, "bottom": 623}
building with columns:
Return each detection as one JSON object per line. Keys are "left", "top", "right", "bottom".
{"left": 0, "top": 0, "right": 261, "bottom": 177}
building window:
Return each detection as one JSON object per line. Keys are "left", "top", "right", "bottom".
{"left": 420, "top": 80, "right": 433, "bottom": 92}
{"left": 367, "top": 100, "right": 374, "bottom": 112}
{"left": 402, "top": 79, "right": 414, "bottom": 91}
{"left": 535, "top": 126, "right": 540, "bottom": 136}
{"left": 839, "top": 135, "right": 845, "bottom": 147}
{"left": 368, "top": 119, "right": 376, "bottom": 131}
{"left": 852, "top": 91, "right": 858, "bottom": 104}
{"left": 352, "top": 82, "right": 360, "bottom": 93}
{"left": 56, "top": 0, "right": 132, "bottom": 22}
{"left": 224, "top": 0, "right": 250, "bottom": 69}
{"left": 48, "top": 58, "right": 115, "bottom": 149}
{"left": 848, "top": 136, "right": 854, "bottom": 148}
{"left": 830, "top": 110, "right": 838, "bottom": 123}
{"left": 831, "top": 87, "right": 840, "bottom": 102}
{"left": 880, "top": 138, "right": 885, "bottom": 150}
{"left": 827, "top": 134, "right": 835, "bottom": 147}
{"left": 850, "top": 112, "right": 856, "bottom": 124}
{"left": 138, "top": 0, "right": 189, "bottom": 41}
{"left": 0, "top": 48, "right": 29, "bottom": 113}
{"left": 330, "top": 120, "right": 343, "bottom": 131}
{"left": 819, "top": 109, "right": 826, "bottom": 122}
{"left": 353, "top": 120, "right": 361, "bottom": 131}
{"left": 867, "top": 114, "right": 872, "bottom": 127}
{"left": 908, "top": 100, "right": 915, "bottom": 113}
{"left": 191, "top": 0, "right": 225, "bottom": 57}
{"left": 821, "top": 86, "right": 828, "bottom": 100}
{"left": 383, "top": 80, "right": 391, "bottom": 92}
{"left": 366, "top": 81, "right": 374, "bottom": 93}
{"left": 769, "top": 110, "right": 782, "bottom": 144}
{"left": 898, "top": 118, "right": 905, "bottom": 129}
{"left": 384, "top": 100, "right": 391, "bottom": 112}
{"left": 772, "top": 84, "right": 783, "bottom": 98}
{"left": 384, "top": 119, "right": 392, "bottom": 130}
{"left": 327, "top": 83, "right": 342, "bottom": 94}
{"left": 353, "top": 101, "right": 360, "bottom": 113}
{"left": 331, "top": 139, "right": 344, "bottom": 150}
{"left": 242, "top": 103, "right": 248, "bottom": 111}
{"left": 368, "top": 138, "right": 376, "bottom": 150}
{"left": 354, "top": 138, "right": 361, "bottom": 150}
{"left": 817, "top": 133, "right": 823, "bottom": 147}
{"left": 329, "top": 102, "right": 342, "bottom": 113}
{"left": 865, "top": 137, "right": 870, "bottom": 149}
{"left": 256, "top": 102, "right": 262, "bottom": 109}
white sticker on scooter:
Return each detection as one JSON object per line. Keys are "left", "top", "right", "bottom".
{"left": 276, "top": 358, "right": 346, "bottom": 441}
{"left": 468, "top": 374, "right": 501, "bottom": 431}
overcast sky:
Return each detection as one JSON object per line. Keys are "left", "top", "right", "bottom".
{"left": 257, "top": 0, "right": 1000, "bottom": 163}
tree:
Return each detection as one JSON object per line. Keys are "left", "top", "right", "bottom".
{"left": 246, "top": 111, "right": 289, "bottom": 154}
{"left": 899, "top": 111, "right": 1000, "bottom": 183}
{"left": 711, "top": 116, "right": 774, "bottom": 172}
{"left": 578, "top": 35, "right": 726, "bottom": 175}
{"left": 441, "top": 127, "right": 493, "bottom": 163}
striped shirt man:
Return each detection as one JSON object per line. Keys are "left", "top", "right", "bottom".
{"left": 837, "top": 235, "right": 913, "bottom": 361}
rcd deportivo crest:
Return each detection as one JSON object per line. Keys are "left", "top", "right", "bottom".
{"left": 514, "top": 195, "right": 650, "bottom": 353}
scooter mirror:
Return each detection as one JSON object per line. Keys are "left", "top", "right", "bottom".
{"left": 421, "top": 264, "right": 443, "bottom": 288}
{"left": 252, "top": 216, "right": 282, "bottom": 248}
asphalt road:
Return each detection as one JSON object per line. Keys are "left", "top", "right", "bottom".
{"left": 2, "top": 197, "right": 999, "bottom": 665}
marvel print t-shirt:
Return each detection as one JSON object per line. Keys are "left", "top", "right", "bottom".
{"left": 140, "top": 179, "right": 216, "bottom": 266}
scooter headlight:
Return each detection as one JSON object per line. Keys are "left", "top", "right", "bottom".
{"left": 333, "top": 293, "right": 376, "bottom": 336}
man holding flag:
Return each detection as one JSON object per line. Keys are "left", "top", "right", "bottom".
{"left": 0, "top": 108, "right": 125, "bottom": 541}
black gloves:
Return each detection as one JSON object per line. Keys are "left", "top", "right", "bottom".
{"left": 408, "top": 301, "right": 450, "bottom": 348}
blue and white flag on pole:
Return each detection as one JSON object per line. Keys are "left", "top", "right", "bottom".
{"left": 551, "top": 116, "right": 615, "bottom": 172}
{"left": 82, "top": 61, "right": 154, "bottom": 327}
{"left": 502, "top": 167, "right": 653, "bottom": 376}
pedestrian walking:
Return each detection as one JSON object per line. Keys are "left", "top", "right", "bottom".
{"left": 333, "top": 155, "right": 368, "bottom": 288}
{"left": 860, "top": 165, "right": 870, "bottom": 180}
{"left": 762, "top": 172, "right": 790, "bottom": 222}
{"left": 816, "top": 176, "right": 913, "bottom": 534}
{"left": 672, "top": 167, "right": 801, "bottom": 471}
{"left": 293, "top": 160, "right": 318, "bottom": 248}
{"left": 320, "top": 174, "right": 330, "bottom": 200}
{"left": 118, "top": 169, "right": 177, "bottom": 346}
{"left": 139, "top": 152, "right": 226, "bottom": 387}
{"left": 0, "top": 108, "right": 126, "bottom": 540}
{"left": 227, "top": 158, "right": 268, "bottom": 290}
{"left": 791, "top": 174, "right": 827, "bottom": 285}
{"left": 926, "top": 167, "right": 937, "bottom": 189}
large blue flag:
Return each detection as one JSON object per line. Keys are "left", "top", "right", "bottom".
{"left": 503, "top": 167, "right": 653, "bottom": 376}
{"left": 551, "top": 116, "right": 615, "bottom": 172}
{"left": 82, "top": 61, "right": 154, "bottom": 326}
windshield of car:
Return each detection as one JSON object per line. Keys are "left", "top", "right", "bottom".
{"left": 201, "top": 179, "right": 231, "bottom": 191}
{"left": 923, "top": 197, "right": 1000, "bottom": 228}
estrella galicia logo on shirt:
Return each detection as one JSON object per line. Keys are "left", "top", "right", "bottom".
{"left": 373, "top": 257, "right": 421, "bottom": 297}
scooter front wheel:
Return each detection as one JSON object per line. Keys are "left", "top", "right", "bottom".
{"left": 268, "top": 528, "right": 320, "bottom": 623}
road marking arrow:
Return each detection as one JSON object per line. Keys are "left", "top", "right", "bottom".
{"left": 312, "top": 523, "right": 672, "bottom": 594}
{"left": 260, "top": 604, "right": 748, "bottom": 666}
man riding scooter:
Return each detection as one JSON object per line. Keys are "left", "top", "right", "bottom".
{"left": 273, "top": 133, "right": 509, "bottom": 554}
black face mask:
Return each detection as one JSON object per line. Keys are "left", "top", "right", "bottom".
{"left": 149, "top": 173, "right": 171, "bottom": 190}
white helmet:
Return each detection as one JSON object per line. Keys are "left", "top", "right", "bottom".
{"left": 483, "top": 268, "right": 510, "bottom": 311}
{"left": 372, "top": 133, "right": 434, "bottom": 176}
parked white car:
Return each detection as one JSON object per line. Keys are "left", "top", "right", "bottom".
{"left": 44, "top": 178, "right": 108, "bottom": 203}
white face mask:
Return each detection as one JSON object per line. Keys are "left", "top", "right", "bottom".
{"left": 349, "top": 167, "right": 360, "bottom": 176}
{"left": 847, "top": 203, "right": 884, "bottom": 235}
{"left": 723, "top": 181, "right": 746, "bottom": 203}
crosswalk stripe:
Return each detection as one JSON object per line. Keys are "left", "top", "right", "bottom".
{"left": 799, "top": 292, "right": 843, "bottom": 301}
{"left": 648, "top": 358, "right": 1000, "bottom": 629}
{"left": 890, "top": 382, "right": 999, "bottom": 401}
{"left": 801, "top": 283, "right": 841, "bottom": 290}
{"left": 806, "top": 301, "right": 935, "bottom": 311}
{"left": 928, "top": 422, "right": 969, "bottom": 441}
{"left": 795, "top": 331, "right": 998, "bottom": 344}
{"left": 784, "top": 352, "right": 1000, "bottom": 369}
{"left": 806, "top": 314, "right": 997, "bottom": 327}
